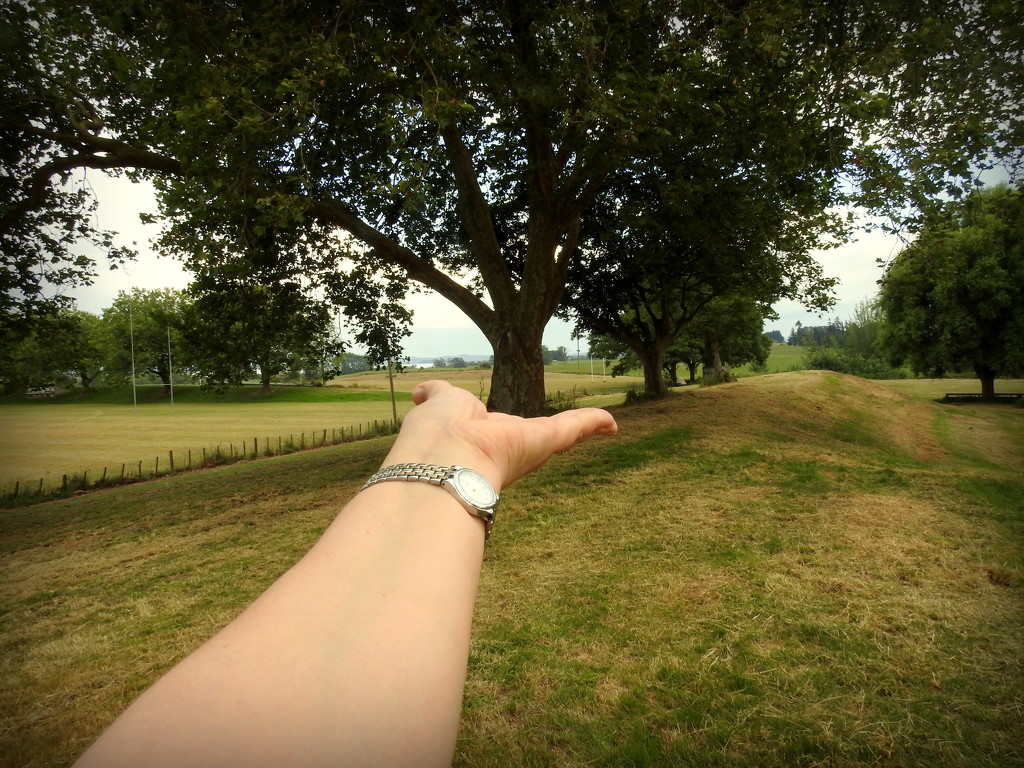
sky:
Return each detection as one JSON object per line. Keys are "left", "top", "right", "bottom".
{"left": 66, "top": 170, "right": 907, "bottom": 359}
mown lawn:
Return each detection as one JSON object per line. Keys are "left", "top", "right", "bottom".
{"left": 1, "top": 372, "right": 1021, "bottom": 767}
{"left": 0, "top": 371, "right": 642, "bottom": 492}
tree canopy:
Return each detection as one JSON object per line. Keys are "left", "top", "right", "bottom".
{"left": 3, "top": 0, "right": 1022, "bottom": 414}
{"left": 878, "top": 185, "right": 1024, "bottom": 397}
{"left": 98, "top": 288, "right": 182, "bottom": 393}
{"left": 0, "top": 306, "right": 103, "bottom": 393}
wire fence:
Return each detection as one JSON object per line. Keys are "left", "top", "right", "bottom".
{"left": 1, "top": 419, "right": 400, "bottom": 508}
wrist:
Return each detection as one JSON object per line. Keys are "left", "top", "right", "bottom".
{"left": 382, "top": 441, "right": 503, "bottom": 493}
{"left": 363, "top": 462, "right": 500, "bottom": 540}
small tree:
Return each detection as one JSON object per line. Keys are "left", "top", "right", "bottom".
{"left": 878, "top": 185, "right": 1024, "bottom": 398}
{"left": 0, "top": 307, "right": 104, "bottom": 393}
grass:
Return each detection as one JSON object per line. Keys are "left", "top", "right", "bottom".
{"left": 878, "top": 377, "right": 1024, "bottom": 402}
{"left": 0, "top": 391, "right": 412, "bottom": 493}
{"left": 0, "top": 371, "right": 643, "bottom": 494}
{"left": 2, "top": 371, "right": 1023, "bottom": 767}
{"left": 733, "top": 342, "right": 808, "bottom": 375}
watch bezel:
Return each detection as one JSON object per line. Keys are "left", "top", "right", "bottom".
{"left": 449, "top": 467, "right": 499, "bottom": 512}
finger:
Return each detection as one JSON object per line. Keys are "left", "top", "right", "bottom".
{"left": 522, "top": 408, "right": 617, "bottom": 463}
{"left": 411, "top": 379, "right": 453, "bottom": 406}
{"left": 548, "top": 408, "right": 619, "bottom": 445}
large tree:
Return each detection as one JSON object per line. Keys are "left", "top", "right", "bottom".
{"left": 588, "top": 293, "right": 775, "bottom": 388}
{"left": 99, "top": 288, "right": 184, "bottom": 394}
{"left": 3, "top": 0, "right": 1022, "bottom": 414}
{"left": 878, "top": 185, "right": 1024, "bottom": 398}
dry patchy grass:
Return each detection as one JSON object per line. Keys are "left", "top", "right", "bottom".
{"left": 459, "top": 372, "right": 1023, "bottom": 767}
{"left": 0, "top": 400, "right": 412, "bottom": 488}
{"left": 1, "top": 371, "right": 1021, "bottom": 767}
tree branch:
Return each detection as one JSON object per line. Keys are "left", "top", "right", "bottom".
{"left": 439, "top": 124, "right": 517, "bottom": 307}
{"left": 305, "top": 197, "right": 496, "bottom": 333}
{"left": 4, "top": 121, "right": 499, "bottom": 342}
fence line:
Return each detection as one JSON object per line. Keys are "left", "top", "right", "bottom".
{"left": 1, "top": 418, "right": 401, "bottom": 507}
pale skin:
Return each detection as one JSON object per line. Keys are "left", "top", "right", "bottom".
{"left": 75, "top": 380, "right": 618, "bottom": 768}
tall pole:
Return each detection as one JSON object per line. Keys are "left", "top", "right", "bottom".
{"left": 387, "top": 357, "right": 398, "bottom": 426}
{"left": 384, "top": 319, "right": 398, "bottom": 426}
{"left": 126, "top": 273, "right": 137, "bottom": 407}
{"left": 167, "top": 324, "right": 174, "bottom": 408}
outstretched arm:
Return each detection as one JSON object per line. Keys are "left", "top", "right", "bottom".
{"left": 75, "top": 380, "right": 617, "bottom": 768}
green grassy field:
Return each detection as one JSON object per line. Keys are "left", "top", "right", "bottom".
{"left": 1, "top": 371, "right": 1021, "bottom": 767}
{"left": 0, "top": 388, "right": 413, "bottom": 492}
{"left": 0, "top": 369, "right": 643, "bottom": 494}
{"left": 734, "top": 342, "right": 808, "bottom": 375}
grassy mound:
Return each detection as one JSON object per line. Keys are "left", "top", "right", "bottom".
{"left": 1, "top": 371, "right": 1021, "bottom": 767}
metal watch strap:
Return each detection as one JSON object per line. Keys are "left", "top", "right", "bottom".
{"left": 362, "top": 463, "right": 458, "bottom": 488}
{"left": 362, "top": 463, "right": 496, "bottom": 539}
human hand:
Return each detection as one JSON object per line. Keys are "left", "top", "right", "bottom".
{"left": 382, "top": 380, "right": 618, "bottom": 491}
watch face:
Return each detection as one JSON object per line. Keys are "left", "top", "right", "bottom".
{"left": 453, "top": 468, "right": 498, "bottom": 509}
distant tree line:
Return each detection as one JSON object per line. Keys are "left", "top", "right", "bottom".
{"left": 787, "top": 185, "right": 1024, "bottom": 394}
{"left": 589, "top": 294, "right": 774, "bottom": 386}
{"left": 431, "top": 357, "right": 470, "bottom": 369}
{"left": 791, "top": 303, "right": 909, "bottom": 380}
{"left": 0, "top": 288, "right": 376, "bottom": 395}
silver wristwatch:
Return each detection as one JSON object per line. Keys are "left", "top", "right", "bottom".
{"left": 361, "top": 463, "right": 500, "bottom": 539}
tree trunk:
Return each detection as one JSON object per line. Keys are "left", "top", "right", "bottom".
{"left": 78, "top": 369, "right": 96, "bottom": 392}
{"left": 487, "top": 327, "right": 548, "bottom": 416}
{"left": 686, "top": 360, "right": 699, "bottom": 384}
{"left": 702, "top": 336, "right": 727, "bottom": 383}
{"left": 663, "top": 361, "right": 679, "bottom": 387}
{"left": 976, "top": 364, "right": 996, "bottom": 399}
{"left": 260, "top": 365, "right": 272, "bottom": 392}
{"left": 154, "top": 362, "right": 172, "bottom": 395}
{"left": 637, "top": 344, "right": 668, "bottom": 397}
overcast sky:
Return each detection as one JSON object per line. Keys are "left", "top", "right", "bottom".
{"left": 66, "top": 171, "right": 911, "bottom": 359}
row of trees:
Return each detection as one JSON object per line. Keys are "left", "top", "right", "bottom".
{"left": 431, "top": 357, "right": 472, "bottom": 369}
{"left": 4, "top": 0, "right": 1021, "bottom": 414}
{"left": 589, "top": 184, "right": 1024, "bottom": 395}
{"left": 794, "top": 186, "right": 1024, "bottom": 394}
{"left": 0, "top": 288, "right": 374, "bottom": 395}
{"left": 589, "top": 293, "right": 774, "bottom": 386}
